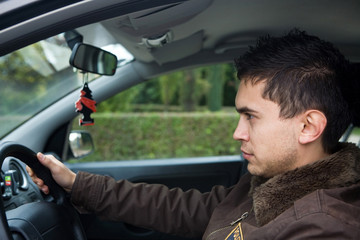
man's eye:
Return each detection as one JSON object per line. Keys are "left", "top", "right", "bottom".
{"left": 245, "top": 113, "right": 254, "bottom": 120}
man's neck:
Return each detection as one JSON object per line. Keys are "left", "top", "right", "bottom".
{"left": 296, "top": 143, "right": 330, "bottom": 168}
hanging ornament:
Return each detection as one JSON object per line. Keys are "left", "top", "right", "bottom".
{"left": 75, "top": 77, "right": 97, "bottom": 126}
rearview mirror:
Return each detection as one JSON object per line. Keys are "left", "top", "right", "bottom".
{"left": 69, "top": 43, "right": 117, "bottom": 76}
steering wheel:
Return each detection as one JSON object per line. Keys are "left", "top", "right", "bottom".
{"left": 0, "top": 141, "right": 86, "bottom": 240}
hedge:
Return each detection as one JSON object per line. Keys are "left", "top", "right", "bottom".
{"left": 71, "top": 112, "right": 241, "bottom": 162}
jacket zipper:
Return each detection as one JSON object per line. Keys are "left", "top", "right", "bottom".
{"left": 230, "top": 211, "right": 249, "bottom": 226}
{"left": 205, "top": 211, "right": 249, "bottom": 240}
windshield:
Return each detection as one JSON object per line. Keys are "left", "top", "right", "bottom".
{"left": 0, "top": 33, "right": 100, "bottom": 138}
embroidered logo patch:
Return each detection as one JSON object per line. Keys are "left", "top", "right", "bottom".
{"left": 225, "top": 223, "right": 243, "bottom": 240}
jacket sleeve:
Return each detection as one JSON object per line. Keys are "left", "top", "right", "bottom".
{"left": 70, "top": 171, "right": 233, "bottom": 238}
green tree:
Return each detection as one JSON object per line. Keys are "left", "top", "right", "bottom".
{"left": 207, "top": 64, "right": 224, "bottom": 111}
{"left": 222, "top": 63, "right": 238, "bottom": 107}
{"left": 178, "top": 68, "right": 210, "bottom": 111}
{"left": 97, "top": 86, "right": 141, "bottom": 112}
{"left": 0, "top": 44, "right": 50, "bottom": 114}
{"left": 99, "top": 63, "right": 233, "bottom": 113}
{"left": 180, "top": 69, "right": 195, "bottom": 111}
{"left": 158, "top": 71, "right": 183, "bottom": 110}
{"left": 132, "top": 79, "right": 162, "bottom": 105}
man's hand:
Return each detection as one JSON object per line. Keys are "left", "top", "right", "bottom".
{"left": 26, "top": 152, "right": 76, "bottom": 194}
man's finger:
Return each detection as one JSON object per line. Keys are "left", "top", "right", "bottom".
{"left": 26, "top": 165, "right": 34, "bottom": 177}
{"left": 41, "top": 185, "right": 49, "bottom": 195}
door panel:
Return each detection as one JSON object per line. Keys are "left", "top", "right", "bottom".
{"left": 67, "top": 155, "right": 247, "bottom": 240}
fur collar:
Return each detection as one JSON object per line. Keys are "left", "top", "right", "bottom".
{"left": 249, "top": 142, "right": 360, "bottom": 226}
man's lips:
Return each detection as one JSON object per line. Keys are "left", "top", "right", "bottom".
{"left": 241, "top": 149, "right": 253, "bottom": 159}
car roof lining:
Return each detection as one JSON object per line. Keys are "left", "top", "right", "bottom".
{"left": 1, "top": 0, "right": 360, "bottom": 63}
{"left": 95, "top": 0, "right": 360, "bottom": 64}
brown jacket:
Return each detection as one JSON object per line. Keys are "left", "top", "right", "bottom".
{"left": 71, "top": 143, "right": 360, "bottom": 239}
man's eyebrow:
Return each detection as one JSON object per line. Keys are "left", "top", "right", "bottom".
{"left": 235, "top": 106, "right": 258, "bottom": 114}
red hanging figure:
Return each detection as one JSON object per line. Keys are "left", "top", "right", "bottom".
{"left": 75, "top": 83, "right": 96, "bottom": 126}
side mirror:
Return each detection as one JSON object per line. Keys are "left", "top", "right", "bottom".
{"left": 69, "top": 43, "right": 117, "bottom": 76}
{"left": 68, "top": 130, "right": 94, "bottom": 159}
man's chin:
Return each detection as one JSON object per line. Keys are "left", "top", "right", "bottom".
{"left": 247, "top": 165, "right": 272, "bottom": 178}
{"left": 247, "top": 165, "right": 260, "bottom": 176}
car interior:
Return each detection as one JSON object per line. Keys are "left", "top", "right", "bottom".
{"left": 0, "top": 0, "right": 359, "bottom": 239}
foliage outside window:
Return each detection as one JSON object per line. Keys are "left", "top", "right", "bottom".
{"left": 71, "top": 63, "right": 242, "bottom": 162}
{"left": 0, "top": 34, "right": 89, "bottom": 138}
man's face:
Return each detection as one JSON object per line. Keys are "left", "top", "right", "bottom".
{"left": 234, "top": 80, "right": 301, "bottom": 178}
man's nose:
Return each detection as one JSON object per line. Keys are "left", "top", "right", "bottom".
{"left": 233, "top": 117, "right": 249, "bottom": 142}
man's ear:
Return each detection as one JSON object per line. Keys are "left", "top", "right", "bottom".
{"left": 298, "top": 110, "right": 327, "bottom": 145}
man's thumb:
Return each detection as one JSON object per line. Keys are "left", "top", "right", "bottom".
{"left": 37, "top": 152, "right": 52, "bottom": 167}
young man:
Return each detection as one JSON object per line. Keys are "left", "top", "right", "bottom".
{"left": 28, "top": 29, "right": 360, "bottom": 239}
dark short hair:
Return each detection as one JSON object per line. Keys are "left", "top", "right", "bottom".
{"left": 234, "top": 29, "right": 352, "bottom": 153}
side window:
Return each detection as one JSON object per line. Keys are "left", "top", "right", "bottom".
{"left": 346, "top": 127, "right": 360, "bottom": 146}
{"left": 69, "top": 64, "right": 241, "bottom": 162}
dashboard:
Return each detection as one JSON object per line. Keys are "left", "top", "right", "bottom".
{"left": 1, "top": 157, "right": 43, "bottom": 211}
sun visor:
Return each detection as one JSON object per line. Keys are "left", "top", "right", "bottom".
{"left": 118, "top": 0, "right": 212, "bottom": 37}
{"left": 149, "top": 30, "right": 203, "bottom": 65}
